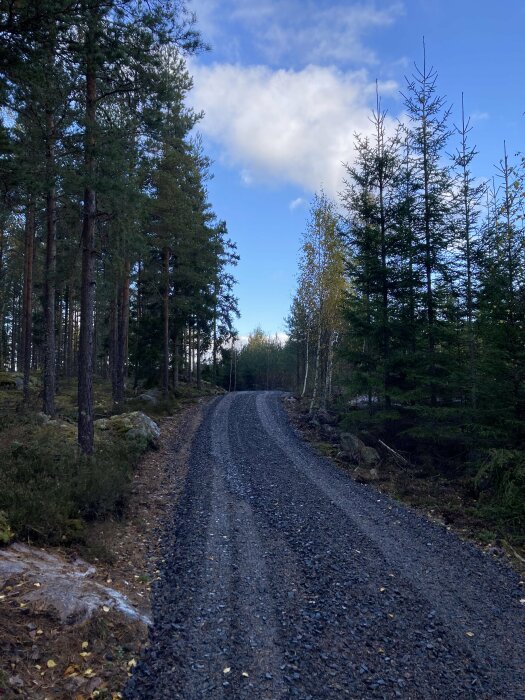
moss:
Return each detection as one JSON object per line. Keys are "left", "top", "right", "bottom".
{"left": 0, "top": 510, "right": 13, "bottom": 544}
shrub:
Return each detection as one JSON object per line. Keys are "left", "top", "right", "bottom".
{"left": 474, "top": 449, "right": 525, "bottom": 536}
{"left": 0, "top": 422, "right": 142, "bottom": 543}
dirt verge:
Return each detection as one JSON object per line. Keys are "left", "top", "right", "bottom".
{"left": 0, "top": 398, "right": 212, "bottom": 700}
{"left": 283, "top": 397, "right": 525, "bottom": 580}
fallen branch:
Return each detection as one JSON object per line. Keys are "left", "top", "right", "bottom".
{"left": 378, "top": 439, "right": 410, "bottom": 467}
{"left": 503, "top": 540, "right": 525, "bottom": 565}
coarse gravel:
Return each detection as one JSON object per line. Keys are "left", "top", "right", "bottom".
{"left": 125, "top": 391, "right": 525, "bottom": 699}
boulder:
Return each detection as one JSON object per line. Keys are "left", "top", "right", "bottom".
{"left": 95, "top": 411, "right": 160, "bottom": 450}
{"left": 360, "top": 445, "right": 380, "bottom": 467}
{"left": 340, "top": 432, "right": 366, "bottom": 460}
{"left": 340, "top": 432, "right": 381, "bottom": 468}
{"left": 320, "top": 424, "right": 338, "bottom": 442}
{"left": 353, "top": 466, "right": 380, "bottom": 483}
{"left": 0, "top": 543, "right": 150, "bottom": 626}
{"left": 138, "top": 392, "right": 159, "bottom": 406}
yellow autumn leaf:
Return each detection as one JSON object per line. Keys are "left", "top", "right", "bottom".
{"left": 47, "top": 660, "right": 57, "bottom": 669}
{"left": 81, "top": 641, "right": 89, "bottom": 649}
{"left": 223, "top": 667, "right": 231, "bottom": 674}
{"left": 36, "top": 629, "right": 43, "bottom": 635}
{"left": 241, "top": 671, "right": 249, "bottom": 678}
{"left": 127, "top": 659, "right": 137, "bottom": 668}
{"left": 80, "top": 652, "right": 91, "bottom": 658}
{"left": 102, "top": 605, "right": 110, "bottom": 613}
{"left": 466, "top": 631, "right": 475, "bottom": 637}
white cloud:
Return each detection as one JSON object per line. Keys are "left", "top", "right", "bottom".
{"left": 289, "top": 197, "right": 307, "bottom": 210}
{"left": 190, "top": 62, "right": 398, "bottom": 197}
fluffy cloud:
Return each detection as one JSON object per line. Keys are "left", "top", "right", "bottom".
{"left": 190, "top": 62, "right": 398, "bottom": 196}
{"left": 289, "top": 197, "right": 307, "bottom": 211}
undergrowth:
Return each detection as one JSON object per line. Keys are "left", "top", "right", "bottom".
{"left": 0, "top": 419, "right": 142, "bottom": 544}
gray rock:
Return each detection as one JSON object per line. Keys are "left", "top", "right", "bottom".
{"left": 360, "top": 445, "right": 380, "bottom": 467}
{"left": 138, "top": 392, "right": 159, "bottom": 406}
{"left": 95, "top": 411, "right": 160, "bottom": 450}
{"left": 320, "top": 424, "right": 338, "bottom": 442}
{"left": 340, "top": 432, "right": 365, "bottom": 459}
{"left": 353, "top": 466, "right": 380, "bottom": 483}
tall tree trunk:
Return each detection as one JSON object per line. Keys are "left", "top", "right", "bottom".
{"left": 115, "top": 260, "right": 130, "bottom": 404}
{"left": 161, "top": 246, "right": 170, "bottom": 399}
{"left": 43, "top": 109, "right": 57, "bottom": 415}
{"left": 212, "top": 304, "right": 218, "bottom": 386}
{"left": 0, "top": 223, "right": 4, "bottom": 370}
{"left": 78, "top": 21, "right": 97, "bottom": 454}
{"left": 196, "top": 326, "right": 201, "bottom": 389}
{"left": 301, "top": 329, "right": 309, "bottom": 398}
{"left": 173, "top": 327, "right": 179, "bottom": 390}
{"left": 309, "top": 321, "right": 322, "bottom": 414}
{"left": 55, "top": 286, "right": 63, "bottom": 384}
{"left": 21, "top": 201, "right": 35, "bottom": 403}
{"left": 10, "top": 284, "right": 17, "bottom": 372}
{"left": 186, "top": 323, "right": 192, "bottom": 383}
{"left": 109, "top": 282, "right": 118, "bottom": 396}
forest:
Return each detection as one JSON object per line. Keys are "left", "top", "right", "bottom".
{"left": 0, "top": 1, "right": 523, "bottom": 549}
{"left": 0, "top": 0, "right": 240, "bottom": 541}
{"left": 278, "top": 58, "right": 525, "bottom": 543}
{"left": 0, "top": 2, "right": 239, "bottom": 430}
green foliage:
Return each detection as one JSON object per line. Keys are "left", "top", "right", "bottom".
{"left": 474, "top": 450, "right": 525, "bottom": 535}
{"left": 0, "top": 510, "right": 13, "bottom": 544}
{"left": 0, "top": 422, "right": 143, "bottom": 543}
{"left": 234, "top": 328, "right": 295, "bottom": 391}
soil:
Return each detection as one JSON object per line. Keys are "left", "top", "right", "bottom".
{"left": 0, "top": 397, "right": 211, "bottom": 700}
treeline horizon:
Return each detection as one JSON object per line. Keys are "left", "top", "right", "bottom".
{"left": 0, "top": 1, "right": 239, "bottom": 453}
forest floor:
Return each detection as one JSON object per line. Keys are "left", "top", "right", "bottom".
{"left": 284, "top": 399, "right": 525, "bottom": 579}
{"left": 0, "top": 386, "right": 214, "bottom": 700}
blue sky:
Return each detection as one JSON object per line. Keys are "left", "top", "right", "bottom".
{"left": 187, "top": 0, "right": 525, "bottom": 338}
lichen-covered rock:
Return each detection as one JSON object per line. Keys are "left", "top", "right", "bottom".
{"left": 340, "top": 433, "right": 380, "bottom": 468}
{"left": 340, "top": 432, "right": 365, "bottom": 461}
{"left": 95, "top": 411, "right": 160, "bottom": 450}
{"left": 360, "top": 445, "right": 380, "bottom": 467}
{"left": 0, "top": 543, "right": 150, "bottom": 625}
{"left": 138, "top": 392, "right": 159, "bottom": 406}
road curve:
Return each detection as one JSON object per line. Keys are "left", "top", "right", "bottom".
{"left": 125, "top": 391, "right": 525, "bottom": 699}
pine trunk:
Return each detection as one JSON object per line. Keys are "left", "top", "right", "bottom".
{"left": 43, "top": 109, "right": 57, "bottom": 415}
{"left": 22, "top": 202, "right": 35, "bottom": 403}
{"left": 0, "top": 224, "right": 4, "bottom": 370}
{"left": 162, "top": 246, "right": 170, "bottom": 399}
{"left": 115, "top": 261, "right": 130, "bottom": 404}
{"left": 78, "top": 32, "right": 97, "bottom": 454}
{"left": 196, "top": 327, "right": 201, "bottom": 389}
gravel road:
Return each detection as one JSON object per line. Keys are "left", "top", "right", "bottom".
{"left": 125, "top": 391, "right": 525, "bottom": 699}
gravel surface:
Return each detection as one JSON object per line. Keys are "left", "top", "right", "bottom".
{"left": 125, "top": 391, "right": 525, "bottom": 700}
